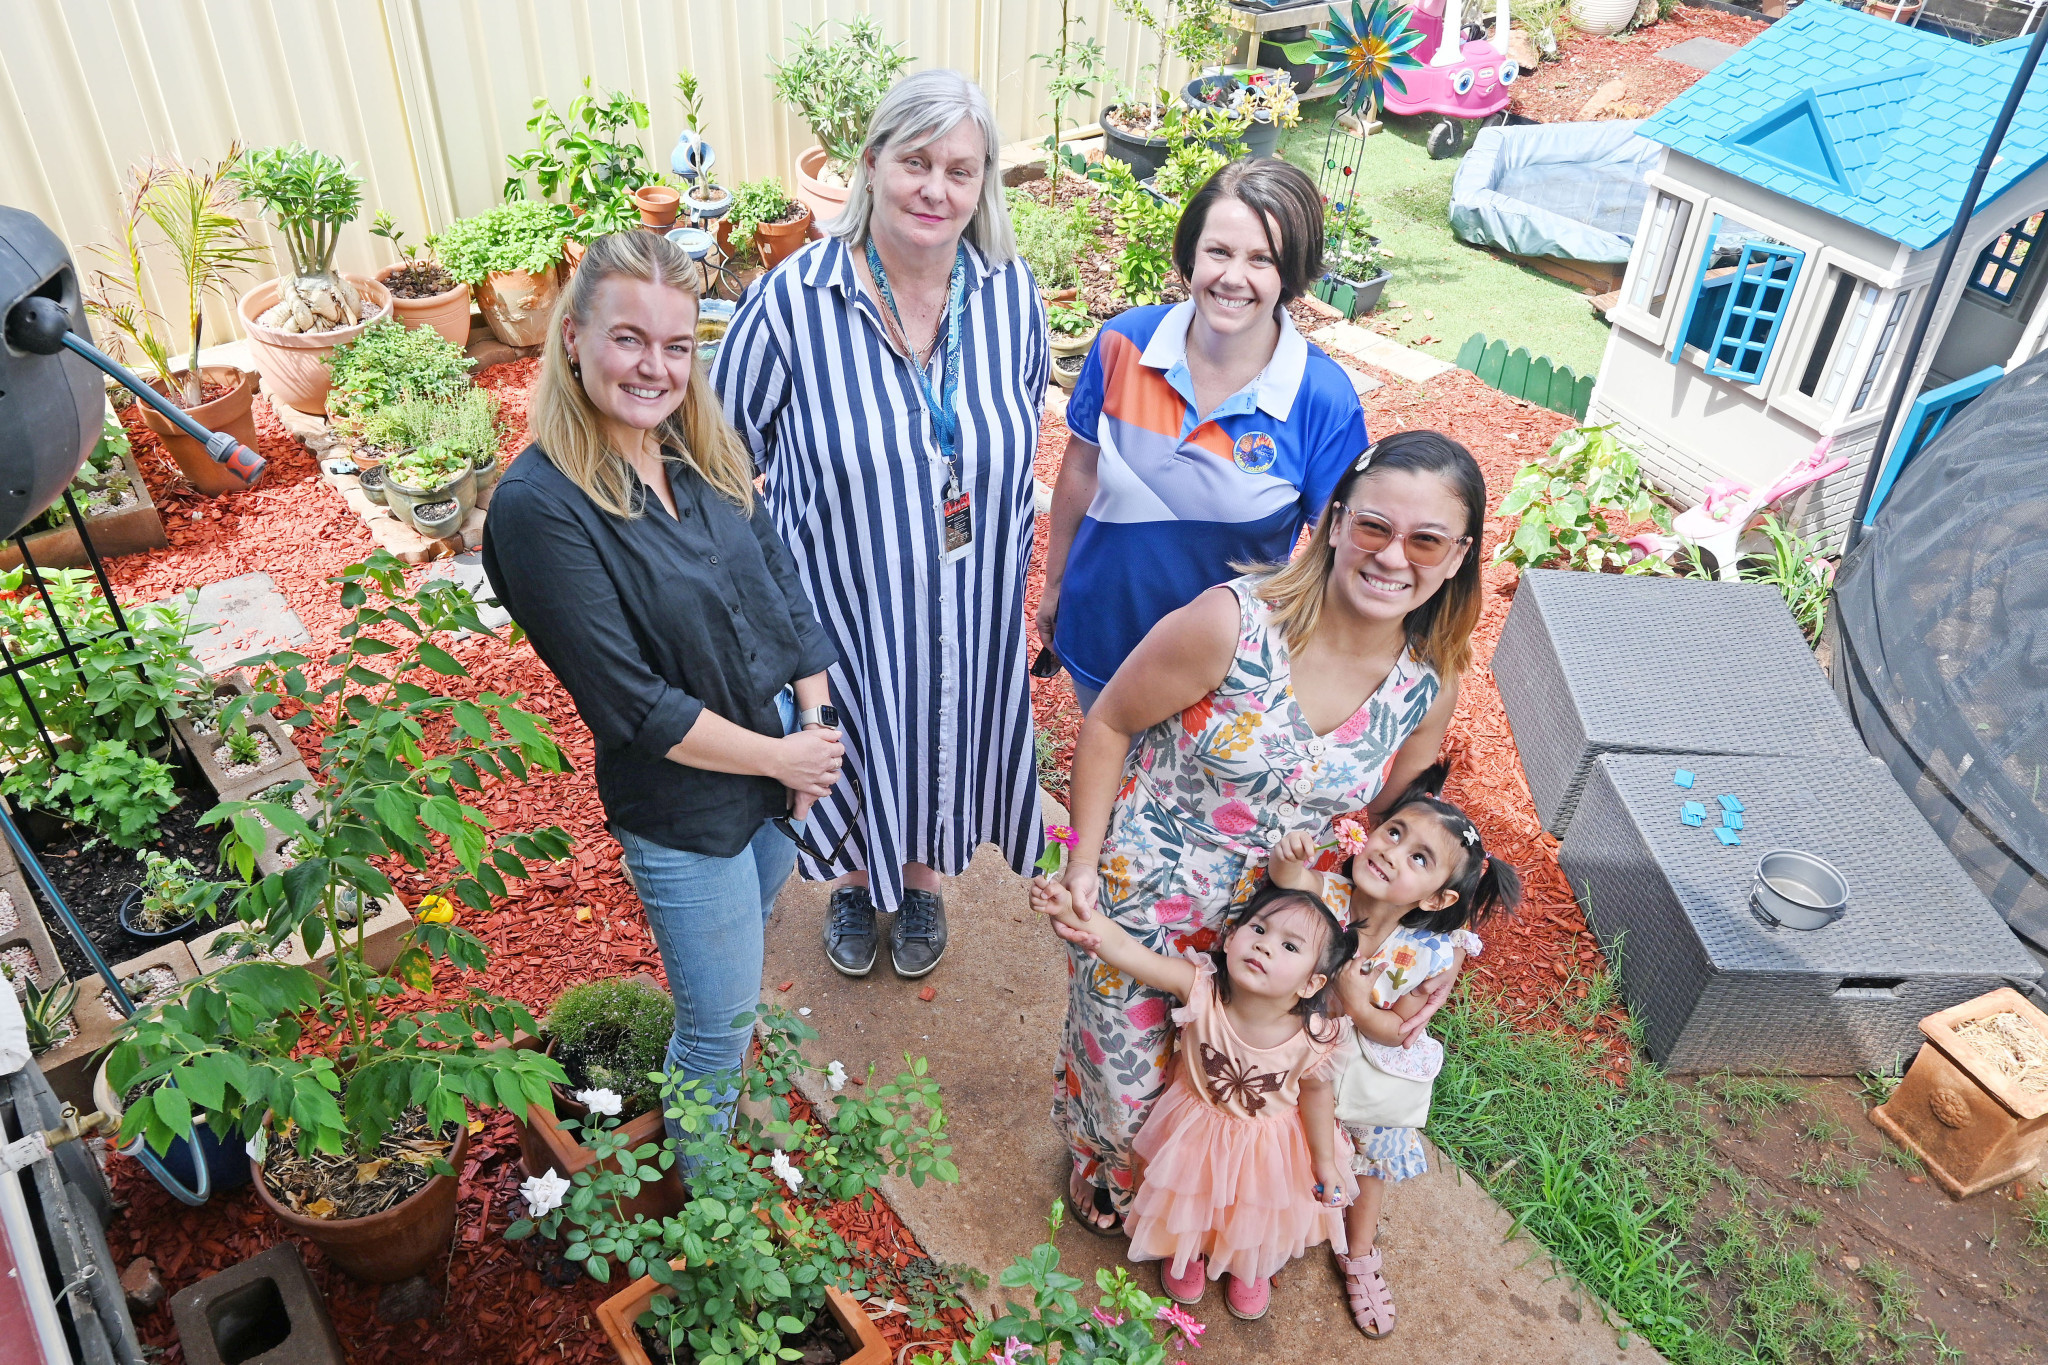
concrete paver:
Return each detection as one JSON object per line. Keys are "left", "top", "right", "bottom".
{"left": 760, "top": 840, "right": 1661, "bottom": 1363}
{"left": 156, "top": 572, "right": 310, "bottom": 673}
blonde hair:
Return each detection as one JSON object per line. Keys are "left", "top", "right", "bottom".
{"left": 530, "top": 232, "right": 753, "bottom": 518}
{"left": 825, "top": 68, "right": 1018, "bottom": 266}
{"left": 1250, "top": 430, "right": 1488, "bottom": 678}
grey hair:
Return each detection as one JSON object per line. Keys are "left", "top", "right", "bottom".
{"left": 825, "top": 68, "right": 1018, "bottom": 266}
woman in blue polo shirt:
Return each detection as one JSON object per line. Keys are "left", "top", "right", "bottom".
{"left": 1038, "top": 157, "right": 1367, "bottom": 710}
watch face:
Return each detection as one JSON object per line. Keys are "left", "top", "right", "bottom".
{"left": 815, "top": 705, "right": 839, "bottom": 728}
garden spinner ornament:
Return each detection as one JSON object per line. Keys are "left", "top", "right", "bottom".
{"left": 1309, "top": 0, "right": 1428, "bottom": 235}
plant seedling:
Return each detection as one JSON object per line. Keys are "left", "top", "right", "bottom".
{"left": 222, "top": 726, "right": 263, "bottom": 768}
{"left": 22, "top": 975, "right": 80, "bottom": 1054}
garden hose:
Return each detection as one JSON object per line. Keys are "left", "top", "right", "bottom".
{"left": 0, "top": 802, "right": 134, "bottom": 1016}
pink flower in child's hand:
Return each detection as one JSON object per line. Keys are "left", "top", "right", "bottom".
{"left": 1333, "top": 815, "right": 1370, "bottom": 857}
{"left": 1212, "top": 800, "right": 1257, "bottom": 836}
{"left": 1153, "top": 894, "right": 1194, "bottom": 926}
{"left": 1047, "top": 824, "right": 1076, "bottom": 846}
{"left": 1126, "top": 996, "right": 1168, "bottom": 1032}
{"left": 1156, "top": 1303, "right": 1205, "bottom": 1348}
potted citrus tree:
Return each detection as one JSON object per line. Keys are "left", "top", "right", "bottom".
{"left": 230, "top": 143, "right": 392, "bottom": 415}
{"left": 82, "top": 147, "right": 267, "bottom": 497}
{"left": 368, "top": 210, "right": 474, "bottom": 348}
{"left": 104, "top": 553, "right": 574, "bottom": 1284}
{"left": 435, "top": 201, "right": 572, "bottom": 349}
{"left": 670, "top": 71, "right": 733, "bottom": 224}
{"left": 769, "top": 16, "right": 911, "bottom": 222}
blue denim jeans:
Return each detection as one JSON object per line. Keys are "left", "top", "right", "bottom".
{"left": 614, "top": 819, "right": 797, "bottom": 1152}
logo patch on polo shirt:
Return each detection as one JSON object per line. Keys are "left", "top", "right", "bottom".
{"left": 1233, "top": 431, "right": 1278, "bottom": 474}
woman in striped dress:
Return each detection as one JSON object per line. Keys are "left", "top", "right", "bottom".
{"left": 712, "top": 69, "right": 1047, "bottom": 981}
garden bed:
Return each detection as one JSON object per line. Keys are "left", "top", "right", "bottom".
{"left": 1507, "top": 6, "right": 1768, "bottom": 125}
{"left": 28, "top": 792, "right": 229, "bottom": 979}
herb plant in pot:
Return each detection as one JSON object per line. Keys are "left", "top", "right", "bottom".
{"left": 384, "top": 441, "right": 477, "bottom": 537}
{"left": 104, "top": 554, "right": 574, "bottom": 1283}
{"left": 368, "top": 210, "right": 474, "bottom": 348}
{"left": 1317, "top": 207, "right": 1392, "bottom": 319}
{"left": 769, "top": 16, "right": 912, "bottom": 222}
{"left": 230, "top": 143, "right": 393, "bottom": 416}
{"left": 322, "top": 318, "right": 474, "bottom": 430}
{"left": 118, "top": 852, "right": 204, "bottom": 942}
{"left": 724, "top": 178, "right": 813, "bottom": 272}
{"left": 82, "top": 147, "right": 266, "bottom": 496}
{"left": 1048, "top": 302, "right": 1099, "bottom": 391}
{"left": 435, "top": 201, "right": 572, "bottom": 349}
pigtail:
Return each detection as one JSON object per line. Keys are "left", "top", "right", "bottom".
{"left": 1465, "top": 853, "right": 1523, "bottom": 929}
{"left": 1393, "top": 760, "right": 1451, "bottom": 807}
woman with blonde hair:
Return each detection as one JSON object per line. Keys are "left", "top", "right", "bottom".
{"left": 482, "top": 231, "right": 843, "bottom": 1137}
{"left": 1045, "top": 430, "right": 1490, "bottom": 1235}
{"left": 713, "top": 68, "right": 1048, "bottom": 982}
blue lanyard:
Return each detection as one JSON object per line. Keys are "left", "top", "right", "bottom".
{"left": 867, "top": 240, "right": 967, "bottom": 483}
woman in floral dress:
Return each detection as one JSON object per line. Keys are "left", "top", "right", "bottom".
{"left": 1052, "top": 431, "right": 1492, "bottom": 1232}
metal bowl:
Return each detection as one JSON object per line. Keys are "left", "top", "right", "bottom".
{"left": 1750, "top": 849, "right": 1849, "bottom": 931}
{"left": 665, "top": 226, "right": 715, "bottom": 261}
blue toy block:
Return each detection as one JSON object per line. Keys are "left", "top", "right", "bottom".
{"left": 1715, "top": 826, "right": 1742, "bottom": 846}
{"left": 1682, "top": 801, "right": 1706, "bottom": 820}
{"left": 1673, "top": 769, "right": 1695, "bottom": 789}
{"left": 1682, "top": 812, "right": 1704, "bottom": 827}
{"left": 1718, "top": 794, "right": 1744, "bottom": 813}
{"left": 1723, "top": 812, "right": 1744, "bottom": 830}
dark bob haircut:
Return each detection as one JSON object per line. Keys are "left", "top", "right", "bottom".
{"left": 1172, "top": 158, "right": 1325, "bottom": 306}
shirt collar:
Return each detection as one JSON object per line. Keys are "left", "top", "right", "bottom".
{"left": 803, "top": 233, "right": 995, "bottom": 299}
{"left": 1137, "top": 300, "right": 1311, "bottom": 423}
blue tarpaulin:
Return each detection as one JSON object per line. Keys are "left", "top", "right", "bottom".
{"left": 1449, "top": 120, "right": 1660, "bottom": 264}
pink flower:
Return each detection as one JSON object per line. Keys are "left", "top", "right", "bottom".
{"left": 1156, "top": 1303, "right": 1205, "bottom": 1348}
{"left": 1126, "top": 996, "right": 1169, "bottom": 1032}
{"left": 1153, "top": 894, "right": 1194, "bottom": 926}
{"left": 1333, "top": 815, "right": 1371, "bottom": 857}
{"left": 1046, "top": 824, "right": 1076, "bottom": 846}
{"left": 1211, "top": 801, "right": 1258, "bottom": 837}
{"left": 988, "top": 1337, "right": 1028, "bottom": 1365}
{"left": 1332, "top": 708, "right": 1375, "bottom": 744}
{"left": 1092, "top": 1308, "right": 1126, "bottom": 1328}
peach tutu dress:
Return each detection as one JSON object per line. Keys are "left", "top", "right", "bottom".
{"left": 1126, "top": 960, "right": 1351, "bottom": 1283}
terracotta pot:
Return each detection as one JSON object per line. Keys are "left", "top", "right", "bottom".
{"left": 252, "top": 1121, "right": 470, "bottom": 1283}
{"left": 235, "top": 274, "right": 394, "bottom": 416}
{"left": 1870, "top": 987, "right": 2048, "bottom": 1199}
{"left": 1864, "top": 0, "right": 1922, "bottom": 18}
{"left": 634, "top": 185, "right": 681, "bottom": 229}
{"left": 755, "top": 204, "right": 814, "bottom": 271}
{"left": 375, "top": 263, "right": 474, "bottom": 349}
{"left": 476, "top": 266, "right": 562, "bottom": 349}
{"left": 561, "top": 238, "right": 587, "bottom": 285}
{"left": 598, "top": 1274, "right": 885, "bottom": 1365}
{"left": 794, "top": 145, "right": 850, "bottom": 225}
{"left": 137, "top": 365, "right": 260, "bottom": 497}
{"left": 512, "top": 1039, "right": 686, "bottom": 1225}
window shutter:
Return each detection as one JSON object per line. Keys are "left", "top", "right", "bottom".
{"left": 1701, "top": 244, "right": 1805, "bottom": 384}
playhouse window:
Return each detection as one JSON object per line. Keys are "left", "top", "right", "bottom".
{"left": 1797, "top": 270, "right": 1879, "bottom": 405}
{"left": 1854, "top": 290, "right": 1914, "bottom": 412}
{"left": 1967, "top": 212, "right": 2043, "bottom": 303}
{"left": 1678, "top": 219, "right": 1805, "bottom": 384}
{"left": 1629, "top": 192, "right": 1695, "bottom": 317}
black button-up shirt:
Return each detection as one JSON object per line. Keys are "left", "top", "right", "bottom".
{"left": 481, "top": 443, "right": 837, "bottom": 857}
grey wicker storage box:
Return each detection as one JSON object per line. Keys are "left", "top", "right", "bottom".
{"left": 1558, "top": 753, "right": 2041, "bottom": 1074}
{"left": 1493, "top": 570, "right": 1865, "bottom": 835}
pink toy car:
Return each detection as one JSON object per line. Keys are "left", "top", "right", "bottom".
{"left": 1381, "top": 0, "right": 1520, "bottom": 159}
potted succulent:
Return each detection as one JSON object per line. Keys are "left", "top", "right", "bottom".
{"left": 724, "top": 178, "right": 813, "bottom": 271}
{"left": 1316, "top": 206, "right": 1392, "bottom": 318}
{"left": 105, "top": 555, "right": 574, "bottom": 1283}
{"left": 118, "top": 852, "right": 205, "bottom": 943}
{"left": 82, "top": 146, "right": 268, "bottom": 496}
{"left": 230, "top": 143, "right": 393, "bottom": 416}
{"left": 1048, "top": 302, "right": 1098, "bottom": 391}
{"left": 670, "top": 72, "right": 733, "bottom": 223}
{"left": 19, "top": 976, "right": 82, "bottom": 1058}
{"left": 769, "top": 16, "right": 912, "bottom": 222}
{"left": 1182, "top": 68, "right": 1300, "bottom": 158}
{"left": 368, "top": 211, "right": 474, "bottom": 348}
{"left": 383, "top": 441, "right": 477, "bottom": 536}
{"left": 435, "top": 201, "right": 572, "bottom": 349}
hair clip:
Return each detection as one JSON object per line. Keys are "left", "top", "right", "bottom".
{"left": 1351, "top": 442, "right": 1379, "bottom": 473}
{"left": 1461, "top": 825, "right": 1479, "bottom": 846}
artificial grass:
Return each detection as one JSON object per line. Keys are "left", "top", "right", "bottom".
{"left": 1274, "top": 105, "right": 1616, "bottom": 378}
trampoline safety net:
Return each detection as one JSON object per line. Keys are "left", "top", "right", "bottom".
{"left": 1833, "top": 349, "right": 2048, "bottom": 955}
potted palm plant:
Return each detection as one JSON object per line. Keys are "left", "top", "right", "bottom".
{"left": 104, "top": 555, "right": 573, "bottom": 1283}
{"left": 82, "top": 147, "right": 267, "bottom": 497}
{"left": 230, "top": 143, "right": 393, "bottom": 415}
{"left": 368, "top": 211, "right": 473, "bottom": 348}
{"left": 769, "top": 16, "right": 911, "bottom": 222}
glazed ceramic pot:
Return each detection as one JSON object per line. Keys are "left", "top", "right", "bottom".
{"left": 375, "top": 263, "right": 474, "bottom": 349}
{"left": 139, "top": 365, "right": 260, "bottom": 496}
{"left": 236, "top": 274, "right": 393, "bottom": 416}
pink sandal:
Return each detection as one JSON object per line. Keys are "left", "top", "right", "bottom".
{"left": 1335, "top": 1247, "right": 1395, "bottom": 1337}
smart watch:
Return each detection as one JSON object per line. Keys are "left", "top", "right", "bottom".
{"left": 799, "top": 704, "right": 838, "bottom": 729}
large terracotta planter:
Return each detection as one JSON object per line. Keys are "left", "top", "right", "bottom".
{"left": 139, "top": 365, "right": 260, "bottom": 496}
{"left": 252, "top": 1121, "right": 470, "bottom": 1283}
{"left": 1870, "top": 987, "right": 2048, "bottom": 1199}
{"left": 236, "top": 274, "right": 393, "bottom": 416}
{"left": 755, "top": 204, "right": 814, "bottom": 271}
{"left": 598, "top": 1272, "right": 885, "bottom": 1365}
{"left": 794, "top": 146, "right": 850, "bottom": 226}
{"left": 478, "top": 266, "right": 561, "bottom": 349}
{"left": 375, "top": 264, "right": 474, "bottom": 349}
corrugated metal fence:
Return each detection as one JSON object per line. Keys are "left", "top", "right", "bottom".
{"left": 0, "top": 0, "right": 1247, "bottom": 348}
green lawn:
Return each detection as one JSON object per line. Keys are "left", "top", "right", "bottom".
{"left": 1276, "top": 105, "right": 1615, "bottom": 379}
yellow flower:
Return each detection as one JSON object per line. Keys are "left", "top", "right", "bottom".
{"left": 417, "top": 895, "right": 456, "bottom": 924}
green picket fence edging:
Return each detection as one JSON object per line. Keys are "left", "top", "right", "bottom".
{"left": 1456, "top": 332, "right": 1593, "bottom": 421}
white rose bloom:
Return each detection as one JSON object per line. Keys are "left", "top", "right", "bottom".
{"left": 521, "top": 1168, "right": 571, "bottom": 1219}
{"left": 771, "top": 1149, "right": 804, "bottom": 1193}
{"left": 826, "top": 1060, "right": 848, "bottom": 1092}
{"left": 575, "top": 1088, "right": 623, "bottom": 1117}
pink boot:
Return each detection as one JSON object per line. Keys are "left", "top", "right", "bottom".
{"left": 1160, "top": 1255, "right": 1207, "bottom": 1305}
{"left": 1225, "top": 1273, "right": 1271, "bottom": 1321}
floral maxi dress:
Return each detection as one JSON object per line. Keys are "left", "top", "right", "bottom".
{"left": 1053, "top": 575, "right": 1441, "bottom": 1213}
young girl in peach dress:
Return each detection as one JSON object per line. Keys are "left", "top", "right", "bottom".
{"left": 1032, "top": 877, "right": 1356, "bottom": 1321}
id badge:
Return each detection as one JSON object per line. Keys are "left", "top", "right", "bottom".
{"left": 943, "top": 490, "right": 974, "bottom": 562}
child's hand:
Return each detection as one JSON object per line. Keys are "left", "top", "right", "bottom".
{"left": 1397, "top": 965, "right": 1459, "bottom": 1046}
{"left": 1265, "top": 830, "right": 1320, "bottom": 890}
{"left": 1335, "top": 954, "right": 1387, "bottom": 1017}
{"left": 1312, "top": 1156, "right": 1356, "bottom": 1208}
{"left": 1032, "top": 876, "right": 1107, "bottom": 954}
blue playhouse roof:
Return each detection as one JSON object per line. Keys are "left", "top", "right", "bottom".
{"left": 1640, "top": 3, "right": 2048, "bottom": 250}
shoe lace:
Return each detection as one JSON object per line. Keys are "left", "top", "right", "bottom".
{"left": 897, "top": 893, "right": 939, "bottom": 942}
{"left": 828, "top": 892, "right": 871, "bottom": 938}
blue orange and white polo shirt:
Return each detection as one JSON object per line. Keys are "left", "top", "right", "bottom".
{"left": 1054, "top": 300, "right": 1369, "bottom": 694}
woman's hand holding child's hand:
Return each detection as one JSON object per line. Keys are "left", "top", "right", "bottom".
{"left": 1032, "top": 876, "right": 1102, "bottom": 952}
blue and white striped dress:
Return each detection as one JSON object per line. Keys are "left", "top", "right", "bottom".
{"left": 711, "top": 236, "right": 1048, "bottom": 912}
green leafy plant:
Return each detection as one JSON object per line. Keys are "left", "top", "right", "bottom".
{"left": 542, "top": 977, "right": 674, "bottom": 1118}
{"left": 769, "top": 17, "right": 913, "bottom": 175}
{"left": 354, "top": 389, "right": 503, "bottom": 466}
{"left": 1325, "top": 206, "right": 1383, "bottom": 280}
{"left": 1511, "top": 0, "right": 1568, "bottom": 61}
{"left": 1090, "top": 158, "right": 1177, "bottom": 307}
{"left": 1007, "top": 189, "right": 1100, "bottom": 294}
{"left": 1107, "top": 0, "right": 1235, "bottom": 134}
{"left": 221, "top": 726, "right": 264, "bottom": 768}
{"left": 434, "top": 202, "right": 572, "bottom": 286}
{"left": 504, "top": 79, "right": 652, "bottom": 239}
{"left": 1034, "top": 2, "right": 1112, "bottom": 182}
{"left": 1733, "top": 514, "right": 1832, "bottom": 647}
{"left": 1048, "top": 302, "right": 1096, "bottom": 337}
{"left": 83, "top": 146, "right": 265, "bottom": 405}
{"left": 323, "top": 317, "right": 473, "bottom": 424}
{"left": 47, "top": 740, "right": 180, "bottom": 849}
{"left": 914, "top": 1201, "right": 1205, "bottom": 1365}
{"left": 230, "top": 144, "right": 372, "bottom": 332}
{"left": 1493, "top": 424, "right": 1672, "bottom": 574}
{"left": 134, "top": 852, "right": 205, "bottom": 933}
{"left": 21, "top": 975, "right": 81, "bottom": 1055}
{"left": 23, "top": 407, "right": 136, "bottom": 535}
{"left": 106, "top": 551, "right": 574, "bottom": 1163}
{"left": 725, "top": 178, "right": 805, "bottom": 258}
{"left": 386, "top": 441, "right": 472, "bottom": 493}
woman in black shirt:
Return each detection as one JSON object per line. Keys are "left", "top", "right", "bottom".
{"left": 483, "top": 232, "right": 842, "bottom": 1138}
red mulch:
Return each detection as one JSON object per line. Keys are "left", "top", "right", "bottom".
{"left": 1509, "top": 8, "right": 1769, "bottom": 124}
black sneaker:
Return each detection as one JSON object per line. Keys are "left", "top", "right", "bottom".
{"left": 891, "top": 889, "right": 948, "bottom": 978}
{"left": 824, "top": 886, "right": 879, "bottom": 977}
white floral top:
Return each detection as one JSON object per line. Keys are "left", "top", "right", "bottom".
{"left": 1318, "top": 871, "right": 1482, "bottom": 1007}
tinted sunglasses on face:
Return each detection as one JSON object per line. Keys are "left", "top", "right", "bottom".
{"left": 1331, "top": 504, "right": 1470, "bottom": 567}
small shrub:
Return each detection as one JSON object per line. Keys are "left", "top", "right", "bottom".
{"left": 324, "top": 318, "right": 473, "bottom": 422}
{"left": 1006, "top": 189, "right": 1098, "bottom": 293}
{"left": 726, "top": 177, "right": 804, "bottom": 256}
{"left": 434, "top": 201, "right": 571, "bottom": 285}
{"left": 543, "top": 977, "right": 675, "bottom": 1117}
{"left": 1494, "top": 424, "right": 1672, "bottom": 574}
{"left": 48, "top": 741, "right": 180, "bottom": 849}
{"left": 134, "top": 852, "right": 204, "bottom": 933}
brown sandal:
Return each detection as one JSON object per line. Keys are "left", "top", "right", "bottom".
{"left": 1335, "top": 1247, "right": 1395, "bottom": 1337}
{"left": 1066, "top": 1173, "right": 1125, "bottom": 1238}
